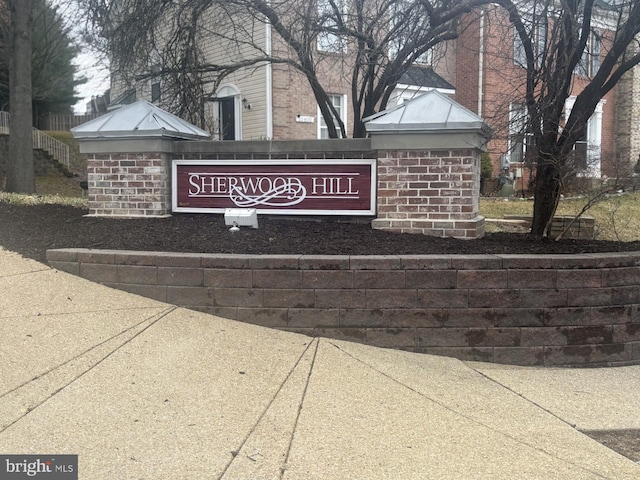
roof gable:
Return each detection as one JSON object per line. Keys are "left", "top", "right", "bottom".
{"left": 398, "top": 66, "right": 454, "bottom": 90}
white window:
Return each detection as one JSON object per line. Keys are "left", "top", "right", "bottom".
{"left": 149, "top": 50, "right": 162, "bottom": 103}
{"left": 417, "top": 49, "right": 433, "bottom": 65}
{"left": 576, "top": 30, "right": 601, "bottom": 77}
{"left": 564, "top": 96, "right": 605, "bottom": 176}
{"left": 513, "top": 28, "right": 526, "bottom": 66}
{"left": 317, "top": 0, "right": 345, "bottom": 53}
{"left": 388, "top": 1, "right": 432, "bottom": 64}
{"left": 514, "top": 16, "right": 547, "bottom": 67}
{"left": 389, "top": 42, "right": 433, "bottom": 65}
{"left": 318, "top": 94, "right": 347, "bottom": 139}
{"left": 509, "top": 103, "right": 528, "bottom": 163}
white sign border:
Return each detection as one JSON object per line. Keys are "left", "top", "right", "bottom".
{"left": 172, "top": 159, "right": 377, "bottom": 216}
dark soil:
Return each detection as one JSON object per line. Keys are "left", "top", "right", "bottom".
{"left": 583, "top": 430, "right": 640, "bottom": 464}
{"left": 2, "top": 202, "right": 640, "bottom": 263}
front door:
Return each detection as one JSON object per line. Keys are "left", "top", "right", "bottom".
{"left": 219, "top": 97, "right": 235, "bottom": 140}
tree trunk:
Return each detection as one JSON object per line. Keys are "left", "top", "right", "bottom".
{"left": 530, "top": 162, "right": 561, "bottom": 236}
{"left": 5, "top": 0, "right": 34, "bottom": 194}
{"left": 352, "top": 116, "right": 367, "bottom": 138}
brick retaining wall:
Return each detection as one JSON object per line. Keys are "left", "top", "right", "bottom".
{"left": 47, "top": 248, "right": 640, "bottom": 367}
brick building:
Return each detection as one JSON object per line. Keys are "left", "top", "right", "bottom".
{"left": 108, "top": 2, "right": 640, "bottom": 180}
{"left": 616, "top": 62, "right": 640, "bottom": 173}
{"left": 107, "top": 2, "right": 456, "bottom": 143}
{"left": 452, "top": 5, "right": 640, "bottom": 181}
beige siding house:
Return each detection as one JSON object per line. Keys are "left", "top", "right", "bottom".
{"left": 107, "top": 5, "right": 453, "bottom": 142}
{"left": 199, "top": 10, "right": 271, "bottom": 141}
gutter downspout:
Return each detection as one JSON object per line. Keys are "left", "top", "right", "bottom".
{"left": 478, "top": 10, "right": 485, "bottom": 117}
{"left": 265, "top": 20, "right": 273, "bottom": 139}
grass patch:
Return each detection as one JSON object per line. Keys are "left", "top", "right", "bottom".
{"left": 2, "top": 174, "right": 86, "bottom": 199}
{"left": 0, "top": 191, "right": 87, "bottom": 208}
{"left": 35, "top": 175, "right": 85, "bottom": 198}
{"left": 481, "top": 191, "right": 640, "bottom": 241}
{"left": 1, "top": 153, "right": 88, "bottom": 203}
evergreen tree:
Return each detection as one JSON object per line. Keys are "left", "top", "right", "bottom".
{"left": 0, "top": 0, "right": 86, "bottom": 118}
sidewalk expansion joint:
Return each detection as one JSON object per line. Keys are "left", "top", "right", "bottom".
{"left": 465, "top": 363, "right": 579, "bottom": 429}
{"left": 328, "top": 341, "right": 611, "bottom": 479}
{"left": 217, "top": 338, "right": 319, "bottom": 480}
{"left": 0, "top": 268, "right": 51, "bottom": 279}
{"left": 0, "top": 306, "right": 177, "bottom": 434}
{"left": 279, "top": 338, "right": 320, "bottom": 479}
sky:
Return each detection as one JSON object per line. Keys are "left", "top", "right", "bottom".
{"left": 73, "top": 50, "right": 110, "bottom": 114}
{"left": 50, "top": 0, "right": 110, "bottom": 114}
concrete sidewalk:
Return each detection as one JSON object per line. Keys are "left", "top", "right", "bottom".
{"left": 1, "top": 247, "right": 639, "bottom": 479}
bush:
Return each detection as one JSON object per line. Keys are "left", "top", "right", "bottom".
{"left": 481, "top": 153, "right": 493, "bottom": 179}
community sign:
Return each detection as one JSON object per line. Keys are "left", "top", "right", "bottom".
{"left": 172, "top": 159, "right": 376, "bottom": 215}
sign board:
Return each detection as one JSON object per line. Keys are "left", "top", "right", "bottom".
{"left": 172, "top": 159, "right": 376, "bottom": 215}
{"left": 295, "top": 115, "right": 315, "bottom": 123}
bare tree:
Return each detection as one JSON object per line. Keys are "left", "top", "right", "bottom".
{"left": 77, "top": 0, "right": 277, "bottom": 129}
{"left": 5, "top": 0, "right": 34, "bottom": 194}
{"left": 76, "top": 0, "right": 640, "bottom": 240}
{"left": 344, "top": 0, "right": 490, "bottom": 137}
{"left": 77, "top": 0, "right": 492, "bottom": 137}
{"left": 491, "top": 0, "right": 640, "bottom": 235}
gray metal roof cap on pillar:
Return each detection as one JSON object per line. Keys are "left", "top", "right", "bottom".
{"left": 364, "top": 90, "right": 492, "bottom": 137}
{"left": 71, "top": 100, "right": 210, "bottom": 140}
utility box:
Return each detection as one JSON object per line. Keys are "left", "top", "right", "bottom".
{"left": 224, "top": 208, "right": 258, "bottom": 229}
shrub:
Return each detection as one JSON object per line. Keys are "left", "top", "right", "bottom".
{"left": 481, "top": 153, "right": 493, "bottom": 179}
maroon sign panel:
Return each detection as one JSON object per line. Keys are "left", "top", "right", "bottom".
{"left": 172, "top": 159, "right": 376, "bottom": 215}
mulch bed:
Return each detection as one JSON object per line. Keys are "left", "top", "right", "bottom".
{"left": 2, "top": 202, "right": 640, "bottom": 263}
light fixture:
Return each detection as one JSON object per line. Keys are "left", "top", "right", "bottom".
{"left": 224, "top": 208, "right": 258, "bottom": 230}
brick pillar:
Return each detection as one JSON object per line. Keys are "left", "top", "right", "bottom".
{"left": 72, "top": 101, "right": 210, "bottom": 218}
{"left": 86, "top": 152, "right": 172, "bottom": 217}
{"left": 364, "top": 90, "right": 490, "bottom": 239}
{"left": 372, "top": 148, "right": 485, "bottom": 239}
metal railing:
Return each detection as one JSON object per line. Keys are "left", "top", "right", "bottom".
{"left": 39, "top": 113, "right": 101, "bottom": 131}
{"left": 0, "top": 111, "right": 71, "bottom": 169}
{"left": 0, "top": 111, "right": 8, "bottom": 136}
